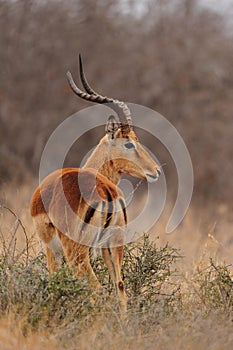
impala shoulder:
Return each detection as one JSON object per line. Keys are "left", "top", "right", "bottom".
{"left": 95, "top": 171, "right": 123, "bottom": 200}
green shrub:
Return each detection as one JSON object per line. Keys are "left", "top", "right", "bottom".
{"left": 194, "top": 259, "right": 233, "bottom": 314}
{"left": 0, "top": 234, "right": 181, "bottom": 331}
{"left": 123, "top": 235, "right": 181, "bottom": 308}
{"left": 0, "top": 254, "right": 98, "bottom": 331}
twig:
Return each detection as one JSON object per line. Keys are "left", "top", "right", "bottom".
{"left": 0, "top": 204, "right": 30, "bottom": 265}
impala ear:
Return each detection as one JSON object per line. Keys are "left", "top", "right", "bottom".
{"left": 105, "top": 115, "right": 119, "bottom": 140}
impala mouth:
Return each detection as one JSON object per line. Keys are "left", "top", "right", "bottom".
{"left": 146, "top": 173, "right": 160, "bottom": 183}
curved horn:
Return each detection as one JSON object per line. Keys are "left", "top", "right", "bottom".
{"left": 66, "top": 56, "right": 133, "bottom": 134}
{"left": 79, "top": 54, "right": 96, "bottom": 95}
{"left": 66, "top": 71, "right": 113, "bottom": 104}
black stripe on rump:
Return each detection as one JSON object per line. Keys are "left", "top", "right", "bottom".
{"left": 119, "top": 198, "right": 127, "bottom": 225}
{"left": 104, "top": 189, "right": 113, "bottom": 229}
{"left": 80, "top": 202, "right": 98, "bottom": 232}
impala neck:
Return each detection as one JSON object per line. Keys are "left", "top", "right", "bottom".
{"left": 82, "top": 142, "right": 121, "bottom": 185}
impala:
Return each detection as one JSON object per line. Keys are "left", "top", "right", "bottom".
{"left": 30, "top": 56, "right": 161, "bottom": 312}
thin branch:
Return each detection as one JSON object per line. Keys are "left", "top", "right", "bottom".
{"left": 0, "top": 204, "right": 30, "bottom": 265}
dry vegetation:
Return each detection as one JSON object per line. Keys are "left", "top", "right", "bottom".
{"left": 1, "top": 183, "right": 233, "bottom": 350}
{"left": 1, "top": 0, "right": 233, "bottom": 349}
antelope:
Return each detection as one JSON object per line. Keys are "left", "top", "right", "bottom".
{"left": 30, "top": 56, "right": 161, "bottom": 313}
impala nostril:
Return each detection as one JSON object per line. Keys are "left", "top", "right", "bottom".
{"left": 157, "top": 169, "right": 161, "bottom": 177}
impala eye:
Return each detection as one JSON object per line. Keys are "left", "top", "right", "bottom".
{"left": 124, "top": 141, "right": 135, "bottom": 149}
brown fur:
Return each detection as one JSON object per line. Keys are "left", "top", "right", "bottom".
{"left": 31, "top": 168, "right": 119, "bottom": 217}
{"left": 31, "top": 167, "right": 127, "bottom": 311}
{"left": 31, "top": 118, "right": 160, "bottom": 315}
{"left": 31, "top": 65, "right": 161, "bottom": 314}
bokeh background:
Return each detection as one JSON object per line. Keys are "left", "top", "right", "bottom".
{"left": 0, "top": 0, "right": 233, "bottom": 262}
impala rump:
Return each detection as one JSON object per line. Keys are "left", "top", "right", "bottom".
{"left": 31, "top": 168, "right": 126, "bottom": 248}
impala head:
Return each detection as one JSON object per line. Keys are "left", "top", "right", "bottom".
{"left": 67, "top": 55, "right": 161, "bottom": 183}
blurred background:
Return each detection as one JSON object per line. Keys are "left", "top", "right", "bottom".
{"left": 0, "top": 0, "right": 233, "bottom": 261}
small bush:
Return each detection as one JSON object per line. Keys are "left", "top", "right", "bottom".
{"left": 194, "top": 259, "right": 233, "bottom": 314}
{"left": 0, "top": 232, "right": 181, "bottom": 332}
{"left": 0, "top": 254, "right": 98, "bottom": 331}
{"left": 123, "top": 235, "right": 181, "bottom": 308}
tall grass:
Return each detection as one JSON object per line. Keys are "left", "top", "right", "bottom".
{"left": 0, "top": 214, "right": 181, "bottom": 332}
{"left": 0, "top": 202, "right": 233, "bottom": 349}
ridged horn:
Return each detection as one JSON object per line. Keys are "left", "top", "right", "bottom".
{"left": 66, "top": 55, "right": 133, "bottom": 135}
{"left": 79, "top": 54, "right": 97, "bottom": 95}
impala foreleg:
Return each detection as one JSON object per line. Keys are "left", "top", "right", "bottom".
{"left": 102, "top": 246, "right": 127, "bottom": 313}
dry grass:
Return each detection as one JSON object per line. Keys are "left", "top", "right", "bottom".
{"left": 1, "top": 180, "right": 233, "bottom": 350}
{"left": 1, "top": 310, "right": 233, "bottom": 350}
{"left": 0, "top": 315, "right": 56, "bottom": 350}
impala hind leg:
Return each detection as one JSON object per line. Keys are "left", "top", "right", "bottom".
{"left": 57, "top": 230, "right": 101, "bottom": 290}
{"left": 45, "top": 246, "right": 60, "bottom": 272}
{"left": 102, "top": 246, "right": 127, "bottom": 313}
{"left": 33, "top": 214, "right": 63, "bottom": 272}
